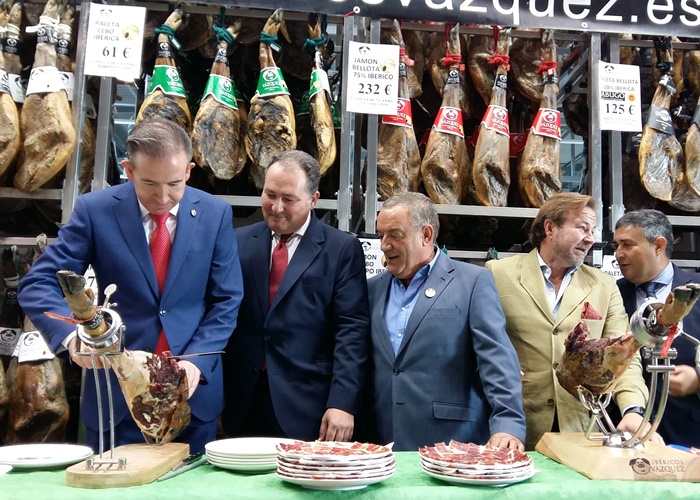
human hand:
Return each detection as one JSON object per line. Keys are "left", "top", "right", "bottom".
{"left": 618, "top": 413, "right": 665, "bottom": 444}
{"left": 319, "top": 408, "right": 354, "bottom": 442}
{"left": 177, "top": 360, "right": 201, "bottom": 398}
{"left": 668, "top": 365, "right": 700, "bottom": 398}
{"left": 68, "top": 337, "right": 107, "bottom": 369}
{"left": 487, "top": 432, "right": 524, "bottom": 451}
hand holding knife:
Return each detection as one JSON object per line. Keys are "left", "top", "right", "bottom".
{"left": 157, "top": 452, "right": 207, "bottom": 481}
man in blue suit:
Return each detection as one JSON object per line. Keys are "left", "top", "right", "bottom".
{"left": 222, "top": 151, "right": 370, "bottom": 442}
{"left": 367, "top": 192, "right": 526, "bottom": 451}
{"left": 614, "top": 209, "right": 700, "bottom": 448}
{"left": 17, "top": 119, "right": 243, "bottom": 453}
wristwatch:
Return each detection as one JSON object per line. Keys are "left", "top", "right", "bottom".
{"left": 623, "top": 405, "right": 646, "bottom": 417}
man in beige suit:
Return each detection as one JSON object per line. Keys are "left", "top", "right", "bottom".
{"left": 486, "top": 193, "right": 658, "bottom": 450}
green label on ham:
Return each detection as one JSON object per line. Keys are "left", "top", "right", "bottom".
{"left": 297, "top": 90, "right": 310, "bottom": 116}
{"left": 149, "top": 65, "right": 187, "bottom": 98}
{"left": 309, "top": 69, "right": 331, "bottom": 100}
{"left": 203, "top": 74, "right": 238, "bottom": 110}
{"left": 331, "top": 103, "right": 341, "bottom": 129}
{"left": 255, "top": 67, "right": 289, "bottom": 97}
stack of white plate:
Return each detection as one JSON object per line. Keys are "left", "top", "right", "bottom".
{"left": 276, "top": 441, "right": 395, "bottom": 491}
{"left": 205, "top": 437, "right": 297, "bottom": 473}
{"left": 419, "top": 440, "right": 536, "bottom": 487}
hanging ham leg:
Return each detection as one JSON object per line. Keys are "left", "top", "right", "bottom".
{"left": 0, "top": 8, "right": 20, "bottom": 178}
{"left": 421, "top": 24, "right": 470, "bottom": 205}
{"left": 639, "top": 37, "right": 683, "bottom": 202}
{"left": 518, "top": 29, "right": 561, "bottom": 208}
{"left": 683, "top": 105, "right": 700, "bottom": 199}
{"left": 135, "top": 8, "right": 191, "bottom": 131}
{"left": 245, "top": 9, "right": 296, "bottom": 190}
{"left": 191, "top": 21, "right": 244, "bottom": 181}
{"left": 374, "top": 19, "right": 421, "bottom": 199}
{"left": 472, "top": 28, "right": 511, "bottom": 207}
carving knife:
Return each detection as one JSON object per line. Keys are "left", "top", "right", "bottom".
{"left": 156, "top": 452, "right": 207, "bottom": 481}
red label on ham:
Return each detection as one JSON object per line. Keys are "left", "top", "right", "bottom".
{"left": 531, "top": 108, "right": 561, "bottom": 140}
{"left": 382, "top": 98, "right": 413, "bottom": 128}
{"left": 481, "top": 104, "right": 510, "bottom": 137}
{"left": 433, "top": 105, "right": 464, "bottom": 138}
{"left": 509, "top": 133, "right": 527, "bottom": 157}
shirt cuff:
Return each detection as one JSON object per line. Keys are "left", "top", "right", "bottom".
{"left": 60, "top": 330, "right": 77, "bottom": 353}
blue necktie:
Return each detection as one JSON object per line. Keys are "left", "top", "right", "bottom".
{"left": 639, "top": 281, "right": 660, "bottom": 298}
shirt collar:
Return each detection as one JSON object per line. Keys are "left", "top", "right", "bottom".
{"left": 647, "top": 261, "right": 674, "bottom": 287}
{"left": 391, "top": 245, "right": 441, "bottom": 288}
{"left": 537, "top": 249, "right": 578, "bottom": 279}
{"left": 139, "top": 201, "right": 179, "bottom": 220}
{"left": 271, "top": 211, "right": 312, "bottom": 240}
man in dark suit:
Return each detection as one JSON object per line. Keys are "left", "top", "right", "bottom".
{"left": 614, "top": 209, "right": 700, "bottom": 447}
{"left": 222, "top": 150, "right": 370, "bottom": 442}
{"left": 17, "top": 119, "right": 243, "bottom": 453}
{"left": 367, "top": 192, "right": 525, "bottom": 451}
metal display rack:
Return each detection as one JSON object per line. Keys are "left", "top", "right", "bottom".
{"left": 0, "top": 0, "right": 699, "bottom": 267}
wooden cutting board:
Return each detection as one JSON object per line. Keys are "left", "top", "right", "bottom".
{"left": 66, "top": 442, "right": 189, "bottom": 488}
{"left": 536, "top": 432, "right": 700, "bottom": 481}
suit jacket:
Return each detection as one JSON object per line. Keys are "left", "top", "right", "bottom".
{"left": 486, "top": 250, "right": 648, "bottom": 450}
{"left": 17, "top": 182, "right": 243, "bottom": 432}
{"left": 367, "top": 252, "right": 526, "bottom": 451}
{"left": 222, "top": 214, "right": 370, "bottom": 440}
{"left": 618, "top": 265, "right": 700, "bottom": 447}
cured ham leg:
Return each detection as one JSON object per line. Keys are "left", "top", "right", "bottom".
{"left": 0, "top": 8, "right": 20, "bottom": 178}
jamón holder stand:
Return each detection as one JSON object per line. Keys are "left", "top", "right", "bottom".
{"left": 74, "top": 283, "right": 127, "bottom": 470}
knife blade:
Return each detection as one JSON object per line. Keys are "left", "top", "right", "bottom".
{"left": 157, "top": 452, "right": 207, "bottom": 481}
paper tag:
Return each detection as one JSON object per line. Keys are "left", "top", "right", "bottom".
{"left": 382, "top": 98, "right": 413, "bottom": 128}
{"left": 0, "top": 69, "right": 10, "bottom": 94}
{"left": 214, "top": 47, "right": 227, "bottom": 64}
{"left": 510, "top": 132, "right": 527, "bottom": 157}
{"left": 481, "top": 104, "right": 509, "bottom": 137}
{"left": 297, "top": 90, "right": 311, "bottom": 116}
{"left": 543, "top": 69, "right": 558, "bottom": 85}
{"left": 35, "top": 26, "right": 57, "bottom": 45}
{"left": 399, "top": 61, "right": 407, "bottom": 78}
{"left": 157, "top": 41, "right": 173, "bottom": 59}
{"left": 59, "top": 71, "right": 74, "bottom": 100}
{"left": 494, "top": 73, "right": 508, "bottom": 90}
{"left": 56, "top": 36, "right": 70, "bottom": 56}
{"left": 203, "top": 74, "right": 238, "bottom": 110}
{"left": 26, "top": 66, "right": 64, "bottom": 95}
{"left": 8, "top": 72, "right": 26, "bottom": 103}
{"left": 2, "top": 33, "right": 20, "bottom": 55}
{"left": 255, "top": 67, "right": 289, "bottom": 97}
{"left": 309, "top": 69, "right": 331, "bottom": 100}
{"left": 14, "top": 330, "right": 55, "bottom": 362}
{"left": 148, "top": 65, "right": 186, "bottom": 97}
{"left": 331, "top": 103, "right": 341, "bottom": 129}
{"left": 446, "top": 68, "right": 460, "bottom": 86}
{"left": 432, "top": 105, "right": 464, "bottom": 138}
{"left": 0, "top": 327, "right": 21, "bottom": 356}
{"left": 531, "top": 108, "right": 561, "bottom": 140}
{"left": 646, "top": 105, "right": 674, "bottom": 135}
{"left": 659, "top": 74, "right": 676, "bottom": 95}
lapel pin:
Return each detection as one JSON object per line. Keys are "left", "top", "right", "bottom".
{"left": 425, "top": 288, "right": 436, "bottom": 298}
{"left": 190, "top": 209, "right": 197, "bottom": 217}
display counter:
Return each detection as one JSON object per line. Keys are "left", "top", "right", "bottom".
{"left": 3, "top": 451, "right": 700, "bottom": 499}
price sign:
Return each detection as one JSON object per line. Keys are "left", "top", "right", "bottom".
{"left": 598, "top": 62, "right": 642, "bottom": 132}
{"left": 359, "top": 238, "right": 387, "bottom": 280}
{"left": 84, "top": 3, "right": 145, "bottom": 80}
{"left": 346, "top": 41, "right": 399, "bottom": 115}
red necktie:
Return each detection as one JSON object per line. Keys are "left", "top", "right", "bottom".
{"left": 150, "top": 212, "right": 171, "bottom": 354}
{"left": 269, "top": 234, "right": 290, "bottom": 307}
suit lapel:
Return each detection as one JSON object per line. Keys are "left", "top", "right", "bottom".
{"left": 519, "top": 250, "right": 555, "bottom": 323}
{"left": 113, "top": 184, "right": 158, "bottom": 298}
{"left": 164, "top": 189, "right": 201, "bottom": 300}
{"left": 617, "top": 277, "right": 637, "bottom": 317}
{"left": 555, "top": 270, "right": 591, "bottom": 328}
{"left": 372, "top": 274, "right": 395, "bottom": 362}
{"left": 396, "top": 253, "right": 454, "bottom": 359}
{"left": 249, "top": 224, "right": 273, "bottom": 315}
{"left": 270, "top": 214, "right": 324, "bottom": 311}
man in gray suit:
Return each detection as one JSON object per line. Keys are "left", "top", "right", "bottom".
{"left": 366, "top": 193, "right": 525, "bottom": 451}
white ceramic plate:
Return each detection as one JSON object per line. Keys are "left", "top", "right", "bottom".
{"left": 276, "top": 470, "right": 394, "bottom": 490}
{"left": 0, "top": 444, "right": 93, "bottom": 469}
{"left": 208, "top": 460, "right": 277, "bottom": 473}
{"left": 206, "top": 453, "right": 277, "bottom": 464}
{"left": 0, "top": 464, "right": 12, "bottom": 476}
{"left": 422, "top": 465, "right": 537, "bottom": 487}
{"left": 278, "top": 457, "right": 396, "bottom": 472}
{"left": 277, "top": 464, "right": 396, "bottom": 479}
{"left": 206, "top": 438, "right": 298, "bottom": 457}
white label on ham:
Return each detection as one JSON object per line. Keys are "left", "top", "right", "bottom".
{"left": 26, "top": 66, "right": 64, "bottom": 95}
{"left": 13, "top": 330, "right": 56, "bottom": 362}
{"left": 0, "top": 69, "right": 10, "bottom": 94}
{"left": 382, "top": 98, "right": 413, "bottom": 128}
{"left": 59, "top": 71, "right": 75, "bottom": 101}
{"left": 0, "top": 327, "right": 21, "bottom": 356}
{"left": 481, "top": 105, "right": 510, "bottom": 137}
{"left": 433, "top": 106, "right": 464, "bottom": 138}
{"left": 7, "top": 72, "right": 25, "bottom": 103}
{"left": 531, "top": 108, "right": 561, "bottom": 140}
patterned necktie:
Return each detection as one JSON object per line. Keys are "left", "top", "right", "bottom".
{"left": 639, "top": 281, "right": 660, "bottom": 298}
{"left": 150, "top": 213, "right": 171, "bottom": 354}
{"left": 269, "top": 234, "right": 291, "bottom": 307}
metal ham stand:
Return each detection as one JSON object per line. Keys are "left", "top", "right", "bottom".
{"left": 73, "top": 284, "right": 127, "bottom": 470}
